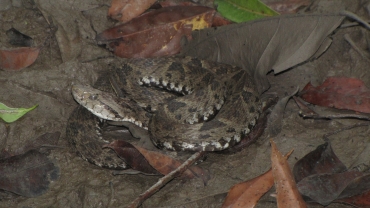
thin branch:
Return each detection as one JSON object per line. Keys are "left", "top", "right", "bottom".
{"left": 107, "top": 181, "right": 114, "bottom": 208}
{"left": 344, "top": 34, "right": 370, "bottom": 59}
{"left": 300, "top": 111, "right": 370, "bottom": 121}
{"left": 340, "top": 10, "right": 370, "bottom": 30}
{"left": 323, "top": 122, "right": 369, "bottom": 140}
{"left": 127, "top": 151, "right": 205, "bottom": 208}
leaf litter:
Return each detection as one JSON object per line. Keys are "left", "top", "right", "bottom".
{"left": 97, "top": 5, "right": 215, "bottom": 58}
{"left": 2, "top": 0, "right": 370, "bottom": 208}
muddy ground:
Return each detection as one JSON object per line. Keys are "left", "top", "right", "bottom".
{"left": 1, "top": 0, "right": 370, "bottom": 207}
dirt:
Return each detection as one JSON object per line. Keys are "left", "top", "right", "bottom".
{"left": 1, "top": 0, "right": 370, "bottom": 207}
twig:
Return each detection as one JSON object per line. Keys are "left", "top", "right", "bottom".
{"left": 300, "top": 111, "right": 370, "bottom": 121}
{"left": 107, "top": 181, "right": 114, "bottom": 208}
{"left": 340, "top": 10, "right": 370, "bottom": 30}
{"left": 340, "top": 22, "right": 368, "bottom": 28}
{"left": 344, "top": 34, "right": 370, "bottom": 59}
{"left": 323, "top": 122, "right": 369, "bottom": 140}
{"left": 112, "top": 170, "right": 160, "bottom": 176}
{"left": 127, "top": 151, "right": 205, "bottom": 208}
{"left": 295, "top": 96, "right": 370, "bottom": 121}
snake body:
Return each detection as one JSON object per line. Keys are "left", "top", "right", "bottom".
{"left": 66, "top": 57, "right": 261, "bottom": 169}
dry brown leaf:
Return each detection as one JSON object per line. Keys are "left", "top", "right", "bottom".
{"left": 300, "top": 76, "right": 370, "bottom": 113}
{"left": 270, "top": 139, "right": 307, "bottom": 208}
{"left": 97, "top": 6, "right": 215, "bottom": 58}
{"left": 222, "top": 149, "right": 293, "bottom": 207}
{"left": 103, "top": 140, "right": 160, "bottom": 175}
{"left": 108, "top": 0, "right": 157, "bottom": 23}
{"left": 222, "top": 169, "right": 274, "bottom": 208}
{"left": 336, "top": 189, "right": 370, "bottom": 207}
{"left": 133, "top": 145, "right": 199, "bottom": 179}
{"left": 0, "top": 47, "right": 40, "bottom": 71}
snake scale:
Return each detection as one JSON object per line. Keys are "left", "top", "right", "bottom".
{"left": 66, "top": 57, "right": 261, "bottom": 169}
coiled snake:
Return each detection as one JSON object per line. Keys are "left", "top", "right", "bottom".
{"left": 66, "top": 57, "right": 261, "bottom": 169}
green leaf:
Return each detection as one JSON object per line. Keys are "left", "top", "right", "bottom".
{"left": 0, "top": 102, "right": 38, "bottom": 123}
{"left": 214, "top": 0, "right": 279, "bottom": 23}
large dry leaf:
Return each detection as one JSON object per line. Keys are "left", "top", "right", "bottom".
{"left": 181, "top": 14, "right": 344, "bottom": 93}
{"left": 300, "top": 76, "right": 370, "bottom": 113}
{"left": 97, "top": 6, "right": 215, "bottom": 58}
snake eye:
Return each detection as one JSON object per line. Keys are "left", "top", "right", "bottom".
{"left": 89, "top": 94, "right": 98, "bottom": 100}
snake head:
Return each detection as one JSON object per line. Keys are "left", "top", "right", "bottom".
{"left": 71, "top": 84, "right": 149, "bottom": 129}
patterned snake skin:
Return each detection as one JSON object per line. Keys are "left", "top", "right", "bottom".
{"left": 66, "top": 57, "right": 261, "bottom": 169}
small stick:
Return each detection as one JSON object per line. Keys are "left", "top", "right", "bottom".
{"left": 344, "top": 34, "right": 369, "bottom": 59}
{"left": 323, "top": 122, "right": 369, "bottom": 140}
{"left": 107, "top": 181, "right": 114, "bottom": 208}
{"left": 300, "top": 111, "right": 370, "bottom": 121}
{"left": 294, "top": 96, "right": 370, "bottom": 121}
{"left": 340, "top": 10, "right": 370, "bottom": 31}
{"left": 341, "top": 21, "right": 370, "bottom": 28}
{"left": 127, "top": 151, "right": 205, "bottom": 208}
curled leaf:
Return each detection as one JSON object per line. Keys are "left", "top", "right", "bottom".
{"left": 0, "top": 102, "right": 38, "bottom": 123}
